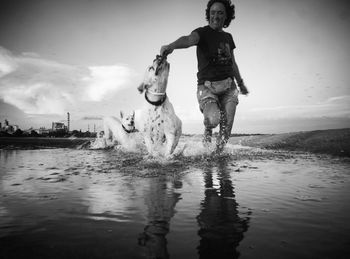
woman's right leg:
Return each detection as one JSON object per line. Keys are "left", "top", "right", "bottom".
{"left": 202, "top": 101, "right": 221, "bottom": 144}
{"left": 197, "top": 85, "right": 220, "bottom": 146}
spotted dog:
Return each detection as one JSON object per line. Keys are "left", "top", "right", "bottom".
{"left": 137, "top": 55, "right": 182, "bottom": 157}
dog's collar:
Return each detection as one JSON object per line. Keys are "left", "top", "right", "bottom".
{"left": 146, "top": 88, "right": 166, "bottom": 96}
{"left": 145, "top": 92, "right": 167, "bottom": 106}
{"left": 122, "top": 125, "right": 136, "bottom": 134}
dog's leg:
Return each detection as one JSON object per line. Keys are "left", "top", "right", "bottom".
{"left": 174, "top": 120, "right": 182, "bottom": 150}
{"left": 103, "top": 119, "right": 110, "bottom": 143}
{"left": 144, "top": 136, "right": 154, "bottom": 156}
{"left": 164, "top": 117, "right": 182, "bottom": 157}
{"left": 168, "top": 130, "right": 181, "bottom": 157}
{"left": 164, "top": 133, "right": 176, "bottom": 157}
{"left": 103, "top": 119, "right": 114, "bottom": 146}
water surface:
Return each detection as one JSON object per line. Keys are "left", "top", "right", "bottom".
{"left": 1, "top": 139, "right": 349, "bottom": 259}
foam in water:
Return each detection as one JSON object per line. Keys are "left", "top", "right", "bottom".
{"left": 89, "top": 136, "right": 109, "bottom": 149}
{"left": 87, "top": 133, "right": 255, "bottom": 163}
{"left": 89, "top": 131, "right": 145, "bottom": 152}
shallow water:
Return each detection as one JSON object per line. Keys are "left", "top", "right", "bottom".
{"left": 1, "top": 138, "right": 350, "bottom": 259}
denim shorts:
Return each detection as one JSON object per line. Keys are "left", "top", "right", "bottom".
{"left": 196, "top": 77, "right": 239, "bottom": 112}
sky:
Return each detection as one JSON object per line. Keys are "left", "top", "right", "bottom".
{"left": 0, "top": 0, "right": 350, "bottom": 134}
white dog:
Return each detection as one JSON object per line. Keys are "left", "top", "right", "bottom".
{"left": 137, "top": 55, "right": 182, "bottom": 157}
{"left": 99, "top": 111, "right": 141, "bottom": 151}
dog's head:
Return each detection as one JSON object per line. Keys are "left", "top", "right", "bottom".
{"left": 137, "top": 55, "right": 170, "bottom": 94}
{"left": 120, "top": 110, "right": 135, "bottom": 132}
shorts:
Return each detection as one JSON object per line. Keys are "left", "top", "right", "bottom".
{"left": 196, "top": 77, "right": 239, "bottom": 112}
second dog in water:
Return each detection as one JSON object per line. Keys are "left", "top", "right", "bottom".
{"left": 100, "top": 111, "right": 141, "bottom": 151}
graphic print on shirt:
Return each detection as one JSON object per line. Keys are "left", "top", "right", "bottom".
{"left": 211, "top": 42, "right": 232, "bottom": 66}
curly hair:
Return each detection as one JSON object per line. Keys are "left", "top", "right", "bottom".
{"left": 205, "top": 0, "right": 235, "bottom": 28}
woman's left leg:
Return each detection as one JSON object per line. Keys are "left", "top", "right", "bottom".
{"left": 216, "top": 89, "right": 239, "bottom": 152}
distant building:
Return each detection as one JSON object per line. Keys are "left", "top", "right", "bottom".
{"left": 38, "top": 127, "right": 51, "bottom": 135}
{"left": 0, "top": 119, "right": 20, "bottom": 134}
{"left": 23, "top": 128, "right": 35, "bottom": 135}
{"left": 52, "top": 122, "right": 68, "bottom": 133}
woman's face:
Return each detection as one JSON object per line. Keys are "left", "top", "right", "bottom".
{"left": 209, "top": 2, "right": 227, "bottom": 31}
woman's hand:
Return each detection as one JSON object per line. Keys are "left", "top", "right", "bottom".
{"left": 237, "top": 79, "right": 249, "bottom": 95}
{"left": 160, "top": 45, "right": 173, "bottom": 56}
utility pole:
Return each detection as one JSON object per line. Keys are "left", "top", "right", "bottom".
{"left": 67, "top": 112, "right": 70, "bottom": 133}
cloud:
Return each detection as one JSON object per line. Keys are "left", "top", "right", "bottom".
{"left": 0, "top": 46, "right": 135, "bottom": 115}
{"left": 81, "top": 116, "right": 103, "bottom": 121}
{"left": 83, "top": 65, "right": 132, "bottom": 102}
{"left": 2, "top": 83, "right": 71, "bottom": 115}
{"left": 0, "top": 46, "right": 17, "bottom": 77}
{"left": 325, "top": 95, "right": 350, "bottom": 103}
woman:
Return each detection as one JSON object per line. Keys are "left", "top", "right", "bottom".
{"left": 160, "top": 0, "right": 248, "bottom": 153}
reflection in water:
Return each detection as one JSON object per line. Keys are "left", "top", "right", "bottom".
{"left": 197, "top": 159, "right": 250, "bottom": 258}
{"left": 138, "top": 175, "right": 182, "bottom": 259}
{"left": 1, "top": 147, "right": 349, "bottom": 259}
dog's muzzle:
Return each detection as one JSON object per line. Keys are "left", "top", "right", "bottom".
{"left": 155, "top": 54, "right": 167, "bottom": 75}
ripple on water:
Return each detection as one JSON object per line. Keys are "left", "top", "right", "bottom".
{"left": 1, "top": 141, "right": 350, "bottom": 259}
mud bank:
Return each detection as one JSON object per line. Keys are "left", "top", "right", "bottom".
{"left": 228, "top": 128, "right": 350, "bottom": 157}
{"left": 1, "top": 128, "right": 349, "bottom": 157}
{"left": 0, "top": 137, "right": 90, "bottom": 149}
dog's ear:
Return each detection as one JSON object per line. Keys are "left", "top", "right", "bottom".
{"left": 120, "top": 111, "right": 124, "bottom": 118}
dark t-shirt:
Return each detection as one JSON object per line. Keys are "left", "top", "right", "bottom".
{"left": 193, "top": 25, "right": 235, "bottom": 84}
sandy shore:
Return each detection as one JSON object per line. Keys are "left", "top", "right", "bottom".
{"left": 1, "top": 128, "right": 349, "bottom": 157}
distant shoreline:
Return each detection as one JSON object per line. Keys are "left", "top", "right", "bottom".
{"left": 1, "top": 128, "right": 349, "bottom": 157}
{"left": 0, "top": 137, "right": 90, "bottom": 149}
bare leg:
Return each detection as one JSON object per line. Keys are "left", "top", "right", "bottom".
{"left": 202, "top": 102, "right": 221, "bottom": 147}
{"left": 216, "top": 101, "right": 237, "bottom": 153}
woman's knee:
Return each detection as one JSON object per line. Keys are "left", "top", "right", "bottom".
{"left": 204, "top": 117, "right": 220, "bottom": 128}
{"left": 203, "top": 104, "right": 221, "bottom": 128}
